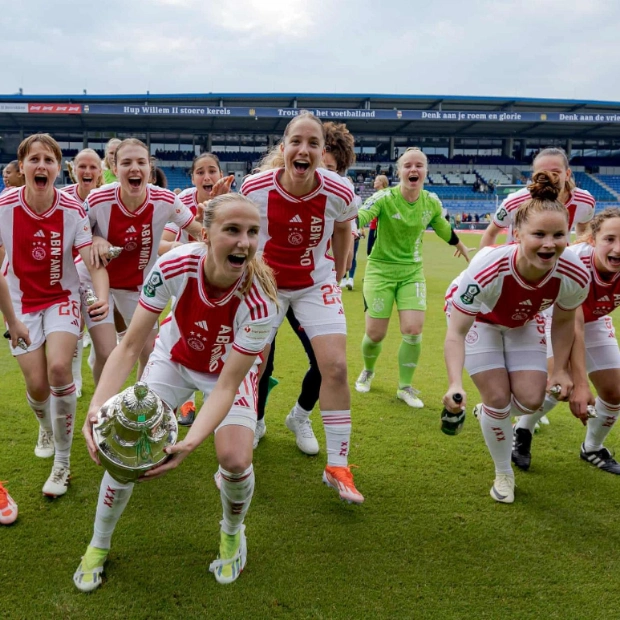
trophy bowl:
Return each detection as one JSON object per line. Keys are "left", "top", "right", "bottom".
{"left": 92, "top": 382, "right": 178, "bottom": 484}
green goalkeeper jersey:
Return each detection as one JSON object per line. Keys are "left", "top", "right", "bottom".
{"left": 358, "top": 186, "right": 452, "bottom": 265}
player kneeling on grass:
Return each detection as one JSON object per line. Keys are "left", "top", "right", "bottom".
{"left": 74, "top": 194, "right": 277, "bottom": 591}
{"left": 443, "top": 172, "right": 590, "bottom": 504}
{"left": 512, "top": 208, "right": 620, "bottom": 474}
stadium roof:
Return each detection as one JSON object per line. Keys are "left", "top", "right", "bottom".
{"left": 2, "top": 92, "right": 620, "bottom": 140}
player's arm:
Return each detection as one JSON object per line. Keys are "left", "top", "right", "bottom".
{"left": 78, "top": 245, "right": 110, "bottom": 322}
{"left": 548, "top": 306, "right": 577, "bottom": 400}
{"left": 430, "top": 207, "right": 471, "bottom": 263}
{"left": 332, "top": 220, "right": 353, "bottom": 282}
{"left": 568, "top": 306, "right": 594, "bottom": 422}
{"left": 82, "top": 304, "right": 161, "bottom": 464}
{"left": 158, "top": 228, "right": 183, "bottom": 256}
{"left": 0, "top": 271, "right": 30, "bottom": 349}
{"left": 143, "top": 349, "right": 259, "bottom": 479}
{"left": 443, "top": 307, "right": 476, "bottom": 412}
{"left": 479, "top": 221, "right": 504, "bottom": 249}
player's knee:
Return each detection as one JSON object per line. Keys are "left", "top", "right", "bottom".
{"left": 512, "top": 393, "right": 544, "bottom": 413}
{"left": 218, "top": 449, "right": 252, "bottom": 474}
{"left": 365, "top": 328, "right": 386, "bottom": 343}
{"left": 483, "top": 393, "right": 511, "bottom": 411}
{"left": 48, "top": 360, "right": 72, "bottom": 386}
{"left": 320, "top": 356, "right": 348, "bottom": 386}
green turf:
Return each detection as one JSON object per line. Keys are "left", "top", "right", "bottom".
{"left": 2, "top": 234, "right": 620, "bottom": 619}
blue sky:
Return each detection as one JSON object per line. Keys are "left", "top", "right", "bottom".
{"left": 2, "top": 0, "right": 618, "bottom": 102}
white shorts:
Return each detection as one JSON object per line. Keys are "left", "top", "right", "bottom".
{"left": 545, "top": 314, "right": 620, "bottom": 373}
{"left": 140, "top": 340, "right": 258, "bottom": 433}
{"left": 11, "top": 297, "right": 81, "bottom": 356}
{"left": 271, "top": 279, "right": 346, "bottom": 342}
{"left": 76, "top": 260, "right": 141, "bottom": 330}
{"left": 464, "top": 318, "right": 547, "bottom": 376}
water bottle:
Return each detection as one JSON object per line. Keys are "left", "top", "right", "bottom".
{"left": 441, "top": 393, "right": 465, "bottom": 436}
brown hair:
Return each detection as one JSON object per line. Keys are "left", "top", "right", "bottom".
{"left": 578, "top": 207, "right": 620, "bottom": 243}
{"left": 257, "top": 111, "right": 325, "bottom": 172}
{"left": 17, "top": 133, "right": 62, "bottom": 164}
{"left": 396, "top": 147, "right": 428, "bottom": 178}
{"left": 323, "top": 122, "right": 355, "bottom": 175}
{"left": 533, "top": 147, "right": 576, "bottom": 194}
{"left": 514, "top": 171, "right": 568, "bottom": 229}
{"left": 104, "top": 138, "right": 122, "bottom": 169}
{"left": 202, "top": 194, "right": 278, "bottom": 304}
{"left": 3, "top": 160, "right": 25, "bottom": 186}
{"left": 115, "top": 138, "right": 149, "bottom": 165}
{"left": 190, "top": 152, "right": 222, "bottom": 175}
{"left": 74, "top": 148, "right": 104, "bottom": 188}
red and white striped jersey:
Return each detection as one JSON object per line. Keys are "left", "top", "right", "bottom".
{"left": 0, "top": 187, "right": 92, "bottom": 314}
{"left": 164, "top": 187, "right": 199, "bottom": 244}
{"left": 139, "top": 243, "right": 276, "bottom": 374}
{"left": 240, "top": 167, "right": 357, "bottom": 289}
{"left": 61, "top": 183, "right": 81, "bottom": 202}
{"left": 449, "top": 244, "right": 590, "bottom": 327}
{"left": 571, "top": 242, "right": 620, "bottom": 323}
{"left": 492, "top": 187, "right": 595, "bottom": 242}
{"left": 85, "top": 182, "right": 195, "bottom": 290}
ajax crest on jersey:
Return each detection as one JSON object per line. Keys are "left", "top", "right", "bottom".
{"left": 92, "top": 382, "right": 178, "bottom": 484}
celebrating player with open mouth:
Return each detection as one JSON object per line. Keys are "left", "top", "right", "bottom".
{"left": 0, "top": 134, "right": 109, "bottom": 497}
{"left": 75, "top": 194, "right": 277, "bottom": 590}
{"left": 354, "top": 147, "right": 470, "bottom": 407}
{"left": 241, "top": 111, "right": 364, "bottom": 503}
{"left": 443, "top": 171, "right": 590, "bottom": 504}
{"left": 79, "top": 138, "right": 203, "bottom": 382}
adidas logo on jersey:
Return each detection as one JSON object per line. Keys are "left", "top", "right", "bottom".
{"left": 289, "top": 214, "right": 303, "bottom": 223}
{"left": 392, "top": 213, "right": 402, "bottom": 220}
{"left": 126, "top": 225, "right": 137, "bottom": 234}
{"left": 598, "top": 295, "right": 611, "bottom": 302}
{"left": 194, "top": 320, "right": 209, "bottom": 331}
{"left": 519, "top": 299, "right": 532, "bottom": 306}
{"left": 34, "top": 230, "right": 45, "bottom": 238}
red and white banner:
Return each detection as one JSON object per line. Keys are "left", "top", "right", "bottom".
{"left": 27, "top": 103, "right": 82, "bottom": 114}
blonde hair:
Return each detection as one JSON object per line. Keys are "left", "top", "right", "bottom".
{"left": 257, "top": 111, "right": 325, "bottom": 172}
{"left": 577, "top": 207, "right": 620, "bottom": 243}
{"left": 514, "top": 171, "right": 568, "bottom": 230}
{"left": 202, "top": 194, "right": 278, "bottom": 304}
{"left": 375, "top": 174, "right": 389, "bottom": 189}
{"left": 396, "top": 147, "right": 428, "bottom": 178}
{"left": 74, "top": 148, "right": 104, "bottom": 188}
{"left": 115, "top": 138, "right": 149, "bottom": 164}
{"left": 533, "top": 147, "right": 576, "bottom": 194}
{"left": 17, "top": 133, "right": 62, "bottom": 164}
{"left": 104, "top": 138, "right": 122, "bottom": 170}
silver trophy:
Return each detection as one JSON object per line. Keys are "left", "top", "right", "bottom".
{"left": 92, "top": 382, "right": 178, "bottom": 484}
{"left": 81, "top": 287, "right": 98, "bottom": 308}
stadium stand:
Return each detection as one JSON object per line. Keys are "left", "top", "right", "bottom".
{"left": 572, "top": 172, "right": 618, "bottom": 202}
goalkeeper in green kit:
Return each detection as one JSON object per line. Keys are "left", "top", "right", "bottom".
{"left": 355, "top": 148, "right": 470, "bottom": 407}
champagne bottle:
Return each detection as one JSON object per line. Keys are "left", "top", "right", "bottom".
{"left": 441, "top": 393, "right": 465, "bottom": 436}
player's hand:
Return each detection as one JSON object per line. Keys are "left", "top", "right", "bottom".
{"left": 7, "top": 319, "right": 30, "bottom": 350}
{"left": 82, "top": 407, "right": 101, "bottom": 465}
{"left": 209, "top": 175, "right": 234, "bottom": 198}
{"left": 88, "top": 299, "right": 109, "bottom": 322}
{"left": 569, "top": 383, "right": 595, "bottom": 426}
{"left": 547, "top": 371, "right": 573, "bottom": 401}
{"left": 90, "top": 236, "right": 111, "bottom": 268}
{"left": 454, "top": 241, "right": 474, "bottom": 263}
{"left": 442, "top": 386, "right": 466, "bottom": 413}
{"left": 139, "top": 441, "right": 192, "bottom": 481}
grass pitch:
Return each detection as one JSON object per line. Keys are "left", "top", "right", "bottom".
{"left": 2, "top": 233, "right": 620, "bottom": 619}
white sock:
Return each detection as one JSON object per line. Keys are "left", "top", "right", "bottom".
{"left": 321, "top": 410, "right": 351, "bottom": 467}
{"left": 50, "top": 383, "right": 77, "bottom": 468}
{"left": 72, "top": 332, "right": 84, "bottom": 396}
{"left": 292, "top": 402, "right": 312, "bottom": 423}
{"left": 584, "top": 397, "right": 620, "bottom": 452}
{"left": 27, "top": 392, "right": 52, "bottom": 432}
{"left": 514, "top": 394, "right": 551, "bottom": 432}
{"left": 219, "top": 465, "right": 255, "bottom": 535}
{"left": 480, "top": 403, "right": 513, "bottom": 476}
{"left": 90, "top": 471, "right": 135, "bottom": 550}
